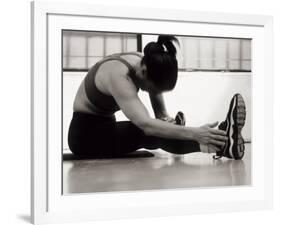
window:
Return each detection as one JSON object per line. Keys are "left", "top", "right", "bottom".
{"left": 63, "top": 32, "right": 251, "bottom": 72}
{"left": 63, "top": 31, "right": 140, "bottom": 71}
{"left": 177, "top": 36, "right": 251, "bottom": 72}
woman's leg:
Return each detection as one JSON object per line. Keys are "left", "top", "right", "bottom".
{"left": 68, "top": 112, "right": 200, "bottom": 158}
{"left": 112, "top": 120, "right": 201, "bottom": 155}
{"left": 68, "top": 112, "right": 118, "bottom": 158}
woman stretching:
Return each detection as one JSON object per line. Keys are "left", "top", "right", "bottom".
{"left": 68, "top": 35, "right": 246, "bottom": 160}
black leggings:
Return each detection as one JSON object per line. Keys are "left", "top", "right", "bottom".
{"left": 68, "top": 112, "right": 200, "bottom": 158}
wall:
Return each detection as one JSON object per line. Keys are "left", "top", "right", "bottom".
{"left": 63, "top": 71, "right": 251, "bottom": 149}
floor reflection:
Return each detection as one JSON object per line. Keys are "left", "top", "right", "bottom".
{"left": 63, "top": 144, "right": 251, "bottom": 194}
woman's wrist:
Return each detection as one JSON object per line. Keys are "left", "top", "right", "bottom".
{"left": 155, "top": 111, "right": 169, "bottom": 119}
{"left": 183, "top": 126, "right": 197, "bottom": 141}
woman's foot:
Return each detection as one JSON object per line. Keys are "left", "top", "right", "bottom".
{"left": 175, "top": 111, "right": 186, "bottom": 126}
{"left": 214, "top": 93, "right": 246, "bottom": 160}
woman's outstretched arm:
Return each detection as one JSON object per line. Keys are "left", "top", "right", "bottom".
{"left": 108, "top": 70, "right": 227, "bottom": 146}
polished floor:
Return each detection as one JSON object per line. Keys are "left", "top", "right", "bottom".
{"left": 63, "top": 144, "right": 251, "bottom": 194}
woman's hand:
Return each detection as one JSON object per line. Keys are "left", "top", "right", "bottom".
{"left": 159, "top": 115, "right": 176, "bottom": 124}
{"left": 193, "top": 121, "right": 228, "bottom": 146}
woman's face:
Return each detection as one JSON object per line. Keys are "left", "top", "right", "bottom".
{"left": 141, "top": 80, "right": 160, "bottom": 93}
{"left": 138, "top": 66, "right": 162, "bottom": 94}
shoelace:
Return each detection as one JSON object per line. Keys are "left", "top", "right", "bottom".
{"left": 212, "top": 138, "right": 245, "bottom": 160}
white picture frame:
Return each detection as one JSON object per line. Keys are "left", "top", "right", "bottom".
{"left": 31, "top": 1, "right": 273, "bottom": 224}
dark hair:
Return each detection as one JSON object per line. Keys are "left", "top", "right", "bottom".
{"left": 141, "top": 35, "right": 179, "bottom": 91}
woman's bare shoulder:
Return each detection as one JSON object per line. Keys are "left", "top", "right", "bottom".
{"left": 95, "top": 60, "right": 136, "bottom": 95}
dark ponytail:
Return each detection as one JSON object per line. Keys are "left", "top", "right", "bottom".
{"left": 143, "top": 35, "right": 179, "bottom": 58}
{"left": 157, "top": 35, "right": 179, "bottom": 58}
{"left": 142, "top": 35, "right": 179, "bottom": 91}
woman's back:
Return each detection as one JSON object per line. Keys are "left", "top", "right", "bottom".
{"left": 73, "top": 52, "right": 142, "bottom": 116}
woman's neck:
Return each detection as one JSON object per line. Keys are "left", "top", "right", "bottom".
{"left": 134, "top": 60, "right": 143, "bottom": 77}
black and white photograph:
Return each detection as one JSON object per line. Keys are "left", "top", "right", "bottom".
{"left": 28, "top": 1, "right": 275, "bottom": 224}
{"left": 62, "top": 30, "right": 252, "bottom": 194}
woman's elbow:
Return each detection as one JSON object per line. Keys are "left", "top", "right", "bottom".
{"left": 135, "top": 119, "right": 153, "bottom": 136}
{"left": 143, "top": 127, "right": 154, "bottom": 136}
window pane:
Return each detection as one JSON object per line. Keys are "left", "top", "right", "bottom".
{"left": 68, "top": 57, "right": 86, "bottom": 69}
{"left": 126, "top": 37, "right": 138, "bottom": 52}
{"left": 69, "top": 36, "right": 86, "bottom": 56}
{"left": 228, "top": 39, "right": 240, "bottom": 59}
{"left": 105, "top": 36, "right": 122, "bottom": 55}
{"left": 229, "top": 59, "right": 240, "bottom": 70}
{"left": 63, "top": 56, "right": 68, "bottom": 68}
{"left": 176, "top": 39, "right": 184, "bottom": 69}
{"left": 183, "top": 38, "right": 199, "bottom": 69}
{"left": 199, "top": 39, "right": 214, "bottom": 70}
{"left": 214, "top": 39, "right": 227, "bottom": 70}
{"left": 63, "top": 35, "right": 69, "bottom": 57}
{"left": 228, "top": 39, "right": 240, "bottom": 70}
{"left": 87, "top": 57, "right": 103, "bottom": 68}
{"left": 241, "top": 40, "right": 251, "bottom": 60}
{"left": 241, "top": 60, "right": 251, "bottom": 71}
{"left": 88, "top": 36, "right": 104, "bottom": 56}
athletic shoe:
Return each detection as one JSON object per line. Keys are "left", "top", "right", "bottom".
{"left": 214, "top": 93, "right": 246, "bottom": 160}
{"left": 175, "top": 111, "right": 186, "bottom": 126}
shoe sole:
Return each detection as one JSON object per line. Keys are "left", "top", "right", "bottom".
{"left": 226, "top": 94, "right": 246, "bottom": 159}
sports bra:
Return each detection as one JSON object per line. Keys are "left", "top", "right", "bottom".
{"left": 84, "top": 52, "right": 142, "bottom": 116}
